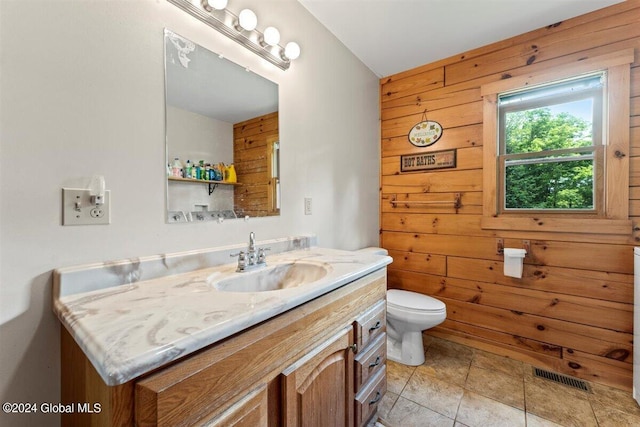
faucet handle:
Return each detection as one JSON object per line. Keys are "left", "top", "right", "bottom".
{"left": 231, "top": 251, "right": 246, "bottom": 271}
{"left": 257, "top": 247, "right": 271, "bottom": 263}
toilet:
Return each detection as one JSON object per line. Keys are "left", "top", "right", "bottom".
{"left": 357, "top": 247, "right": 447, "bottom": 366}
{"left": 387, "top": 289, "right": 446, "bottom": 365}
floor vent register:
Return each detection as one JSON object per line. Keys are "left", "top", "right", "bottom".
{"left": 533, "top": 367, "right": 591, "bottom": 392}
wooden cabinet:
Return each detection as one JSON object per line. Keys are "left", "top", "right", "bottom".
{"left": 61, "top": 268, "right": 388, "bottom": 426}
{"left": 355, "top": 367, "right": 386, "bottom": 427}
{"left": 354, "top": 333, "right": 386, "bottom": 393}
{"left": 205, "top": 385, "right": 268, "bottom": 427}
{"left": 281, "top": 326, "right": 354, "bottom": 427}
{"left": 354, "top": 300, "right": 386, "bottom": 352}
{"left": 353, "top": 300, "right": 387, "bottom": 426}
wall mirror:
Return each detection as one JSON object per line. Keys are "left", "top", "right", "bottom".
{"left": 164, "top": 29, "right": 280, "bottom": 223}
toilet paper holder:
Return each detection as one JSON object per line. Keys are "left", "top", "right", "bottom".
{"left": 496, "top": 239, "right": 530, "bottom": 257}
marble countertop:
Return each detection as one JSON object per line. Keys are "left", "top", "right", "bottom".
{"left": 53, "top": 242, "right": 391, "bottom": 386}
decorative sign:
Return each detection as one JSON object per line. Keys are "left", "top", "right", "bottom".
{"left": 401, "top": 149, "right": 457, "bottom": 172}
{"left": 408, "top": 120, "right": 443, "bottom": 147}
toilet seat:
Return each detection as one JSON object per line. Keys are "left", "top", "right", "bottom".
{"left": 387, "top": 289, "right": 445, "bottom": 313}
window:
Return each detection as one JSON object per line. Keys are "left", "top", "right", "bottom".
{"left": 498, "top": 73, "right": 604, "bottom": 214}
{"left": 480, "top": 49, "right": 633, "bottom": 235}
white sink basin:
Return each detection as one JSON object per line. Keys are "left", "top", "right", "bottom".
{"left": 213, "top": 262, "right": 330, "bottom": 292}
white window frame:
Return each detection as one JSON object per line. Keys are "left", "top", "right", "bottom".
{"left": 498, "top": 73, "right": 605, "bottom": 215}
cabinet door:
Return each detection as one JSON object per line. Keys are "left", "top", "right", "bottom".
{"left": 281, "top": 326, "right": 355, "bottom": 427}
{"left": 202, "top": 385, "right": 268, "bottom": 427}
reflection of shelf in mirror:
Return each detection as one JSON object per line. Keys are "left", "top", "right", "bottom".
{"left": 168, "top": 176, "right": 241, "bottom": 186}
{"left": 168, "top": 176, "right": 241, "bottom": 195}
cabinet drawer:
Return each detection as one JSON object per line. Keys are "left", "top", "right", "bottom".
{"left": 354, "top": 300, "right": 386, "bottom": 351}
{"left": 354, "top": 366, "right": 386, "bottom": 427}
{"left": 354, "top": 333, "right": 386, "bottom": 392}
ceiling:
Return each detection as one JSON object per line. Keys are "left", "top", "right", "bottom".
{"left": 165, "top": 30, "right": 278, "bottom": 123}
{"left": 297, "top": 0, "right": 625, "bottom": 77}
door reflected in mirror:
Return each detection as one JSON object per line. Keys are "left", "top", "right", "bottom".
{"left": 164, "top": 29, "right": 280, "bottom": 223}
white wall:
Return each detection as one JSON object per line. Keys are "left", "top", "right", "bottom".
{"left": 166, "top": 105, "right": 234, "bottom": 213}
{"left": 0, "top": 0, "right": 380, "bottom": 425}
{"left": 167, "top": 105, "right": 234, "bottom": 167}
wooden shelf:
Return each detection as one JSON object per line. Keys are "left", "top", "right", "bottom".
{"left": 168, "top": 176, "right": 241, "bottom": 186}
{"left": 168, "top": 176, "right": 241, "bottom": 195}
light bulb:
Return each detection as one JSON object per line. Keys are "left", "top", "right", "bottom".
{"left": 209, "top": 0, "right": 227, "bottom": 9}
{"left": 238, "top": 9, "right": 257, "bottom": 31}
{"left": 201, "top": 0, "right": 227, "bottom": 11}
{"left": 284, "top": 41, "right": 300, "bottom": 60}
{"left": 263, "top": 27, "right": 280, "bottom": 46}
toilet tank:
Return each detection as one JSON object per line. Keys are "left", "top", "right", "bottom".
{"left": 357, "top": 247, "right": 389, "bottom": 256}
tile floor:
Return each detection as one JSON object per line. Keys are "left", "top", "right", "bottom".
{"left": 375, "top": 336, "right": 640, "bottom": 427}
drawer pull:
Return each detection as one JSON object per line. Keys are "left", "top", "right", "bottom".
{"left": 369, "top": 391, "right": 382, "bottom": 406}
{"left": 349, "top": 344, "right": 358, "bottom": 353}
{"left": 368, "top": 356, "right": 381, "bottom": 369}
{"left": 369, "top": 321, "right": 382, "bottom": 332}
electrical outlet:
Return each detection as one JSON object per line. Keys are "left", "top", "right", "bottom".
{"left": 62, "top": 188, "right": 111, "bottom": 225}
{"left": 304, "top": 198, "right": 312, "bottom": 215}
{"left": 90, "top": 207, "right": 105, "bottom": 218}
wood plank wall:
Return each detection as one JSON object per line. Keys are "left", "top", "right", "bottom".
{"left": 379, "top": 0, "right": 640, "bottom": 391}
{"left": 233, "top": 111, "right": 278, "bottom": 217}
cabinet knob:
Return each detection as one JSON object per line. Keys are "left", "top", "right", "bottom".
{"left": 368, "top": 356, "right": 381, "bottom": 369}
{"left": 369, "top": 391, "right": 382, "bottom": 406}
{"left": 348, "top": 343, "right": 358, "bottom": 353}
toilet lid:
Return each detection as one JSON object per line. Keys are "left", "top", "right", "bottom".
{"left": 387, "top": 289, "right": 445, "bottom": 312}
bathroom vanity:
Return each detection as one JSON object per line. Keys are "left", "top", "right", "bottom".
{"left": 54, "top": 236, "right": 391, "bottom": 426}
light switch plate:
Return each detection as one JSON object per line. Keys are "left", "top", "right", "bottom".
{"left": 304, "top": 198, "right": 312, "bottom": 215}
{"left": 62, "top": 188, "right": 111, "bottom": 225}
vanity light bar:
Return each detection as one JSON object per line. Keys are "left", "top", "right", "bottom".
{"left": 167, "top": 0, "right": 300, "bottom": 70}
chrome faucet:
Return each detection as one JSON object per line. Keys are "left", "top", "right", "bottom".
{"left": 249, "top": 231, "right": 256, "bottom": 251}
{"left": 247, "top": 232, "right": 257, "bottom": 265}
{"left": 232, "top": 232, "right": 269, "bottom": 272}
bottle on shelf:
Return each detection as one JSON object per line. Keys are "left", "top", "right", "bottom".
{"left": 227, "top": 164, "right": 237, "bottom": 183}
{"left": 171, "top": 158, "right": 182, "bottom": 177}
{"left": 185, "top": 160, "right": 192, "bottom": 179}
{"left": 199, "top": 160, "right": 205, "bottom": 180}
{"left": 218, "top": 163, "right": 227, "bottom": 181}
{"left": 213, "top": 164, "right": 222, "bottom": 181}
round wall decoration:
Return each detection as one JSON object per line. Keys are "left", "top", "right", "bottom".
{"left": 408, "top": 120, "right": 443, "bottom": 147}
